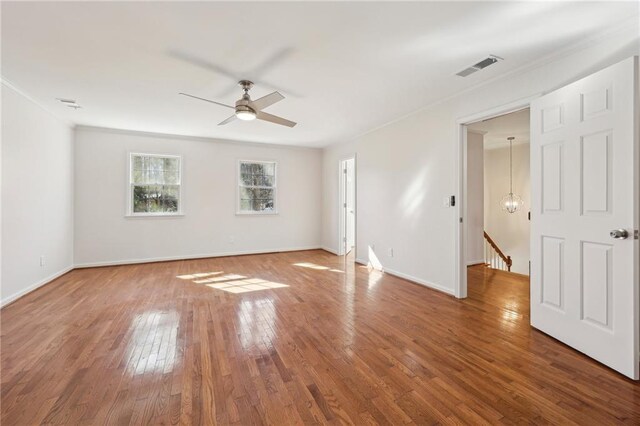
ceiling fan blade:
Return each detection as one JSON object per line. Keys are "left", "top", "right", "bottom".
{"left": 250, "top": 91, "right": 284, "bottom": 111}
{"left": 256, "top": 111, "right": 297, "bottom": 128}
{"left": 218, "top": 115, "right": 237, "bottom": 126}
{"left": 179, "top": 93, "right": 234, "bottom": 109}
{"left": 169, "top": 50, "right": 238, "bottom": 81}
{"left": 248, "top": 47, "right": 295, "bottom": 78}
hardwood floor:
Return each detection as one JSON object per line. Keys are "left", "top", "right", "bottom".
{"left": 2, "top": 251, "right": 639, "bottom": 424}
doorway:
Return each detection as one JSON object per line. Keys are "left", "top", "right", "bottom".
{"left": 463, "top": 109, "right": 532, "bottom": 326}
{"left": 338, "top": 157, "right": 356, "bottom": 257}
{"left": 467, "top": 109, "right": 531, "bottom": 277}
{"left": 456, "top": 96, "right": 537, "bottom": 299}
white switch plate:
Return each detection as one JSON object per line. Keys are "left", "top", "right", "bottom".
{"left": 40, "top": 255, "right": 45, "bottom": 267}
{"left": 443, "top": 196, "right": 451, "bottom": 207}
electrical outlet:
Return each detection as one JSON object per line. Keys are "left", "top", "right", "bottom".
{"left": 388, "top": 248, "right": 394, "bottom": 257}
{"left": 229, "top": 236, "right": 235, "bottom": 244}
{"left": 40, "top": 255, "right": 45, "bottom": 267}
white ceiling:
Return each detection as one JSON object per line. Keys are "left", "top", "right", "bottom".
{"left": 468, "top": 108, "right": 530, "bottom": 150}
{"left": 2, "top": 2, "right": 637, "bottom": 147}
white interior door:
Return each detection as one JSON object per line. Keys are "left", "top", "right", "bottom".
{"left": 530, "top": 56, "right": 639, "bottom": 379}
{"left": 345, "top": 159, "right": 355, "bottom": 254}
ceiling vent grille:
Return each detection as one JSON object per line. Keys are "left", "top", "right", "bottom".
{"left": 456, "top": 55, "right": 503, "bottom": 77}
{"left": 56, "top": 98, "right": 82, "bottom": 109}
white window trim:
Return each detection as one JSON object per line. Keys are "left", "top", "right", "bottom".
{"left": 236, "top": 159, "right": 278, "bottom": 215}
{"left": 126, "top": 152, "right": 184, "bottom": 217}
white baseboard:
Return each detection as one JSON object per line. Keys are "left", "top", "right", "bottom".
{"left": 1, "top": 265, "right": 74, "bottom": 308}
{"left": 382, "top": 267, "right": 455, "bottom": 296}
{"left": 353, "top": 258, "right": 454, "bottom": 296}
{"left": 321, "top": 246, "right": 339, "bottom": 255}
{"left": 467, "top": 259, "right": 485, "bottom": 266}
{"left": 74, "top": 246, "right": 322, "bottom": 268}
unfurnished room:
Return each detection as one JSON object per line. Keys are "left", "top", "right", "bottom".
{"left": 1, "top": 1, "right": 640, "bottom": 424}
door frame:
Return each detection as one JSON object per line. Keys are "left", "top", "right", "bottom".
{"left": 338, "top": 155, "right": 357, "bottom": 256}
{"left": 454, "top": 94, "right": 542, "bottom": 298}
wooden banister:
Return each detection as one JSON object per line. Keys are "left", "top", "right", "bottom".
{"left": 483, "top": 231, "right": 512, "bottom": 272}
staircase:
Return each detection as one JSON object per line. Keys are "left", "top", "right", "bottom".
{"left": 484, "top": 231, "right": 512, "bottom": 272}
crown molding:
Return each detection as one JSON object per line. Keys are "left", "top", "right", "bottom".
{"left": 467, "top": 129, "right": 488, "bottom": 136}
{"left": 1, "top": 77, "right": 74, "bottom": 128}
{"left": 75, "top": 125, "right": 321, "bottom": 151}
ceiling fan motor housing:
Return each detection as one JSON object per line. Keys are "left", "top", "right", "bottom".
{"left": 235, "top": 95, "right": 255, "bottom": 114}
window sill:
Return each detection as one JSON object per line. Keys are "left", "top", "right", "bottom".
{"left": 235, "top": 211, "right": 279, "bottom": 216}
{"left": 125, "top": 213, "right": 184, "bottom": 218}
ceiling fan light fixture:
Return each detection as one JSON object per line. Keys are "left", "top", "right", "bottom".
{"left": 236, "top": 110, "right": 256, "bottom": 121}
{"left": 236, "top": 103, "right": 256, "bottom": 121}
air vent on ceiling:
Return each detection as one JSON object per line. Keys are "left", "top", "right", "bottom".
{"left": 456, "top": 55, "right": 503, "bottom": 77}
{"left": 56, "top": 98, "right": 82, "bottom": 109}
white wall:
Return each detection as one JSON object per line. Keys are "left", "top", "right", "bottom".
{"left": 466, "top": 131, "right": 484, "bottom": 265}
{"left": 484, "top": 143, "right": 530, "bottom": 275}
{"left": 74, "top": 127, "right": 322, "bottom": 266}
{"left": 321, "top": 23, "right": 639, "bottom": 295}
{"left": 1, "top": 83, "right": 74, "bottom": 306}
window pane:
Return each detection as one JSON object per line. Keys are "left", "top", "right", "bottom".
{"left": 164, "top": 157, "right": 179, "bottom": 171}
{"left": 240, "top": 170, "right": 253, "bottom": 186}
{"left": 240, "top": 199, "right": 252, "bottom": 211}
{"left": 239, "top": 161, "right": 275, "bottom": 188}
{"left": 133, "top": 185, "right": 180, "bottom": 213}
{"left": 164, "top": 171, "right": 179, "bottom": 185}
{"left": 239, "top": 187, "right": 275, "bottom": 212}
{"left": 132, "top": 155, "right": 180, "bottom": 185}
{"left": 133, "top": 155, "right": 144, "bottom": 170}
{"left": 261, "top": 162, "right": 275, "bottom": 176}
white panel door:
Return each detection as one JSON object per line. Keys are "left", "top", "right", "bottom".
{"left": 530, "top": 56, "right": 639, "bottom": 379}
{"left": 346, "top": 158, "right": 355, "bottom": 253}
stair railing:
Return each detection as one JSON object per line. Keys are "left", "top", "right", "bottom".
{"left": 484, "top": 231, "right": 512, "bottom": 272}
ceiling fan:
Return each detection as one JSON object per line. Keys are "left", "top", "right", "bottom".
{"left": 179, "top": 80, "right": 296, "bottom": 127}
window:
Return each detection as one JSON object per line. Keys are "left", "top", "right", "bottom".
{"left": 129, "top": 153, "right": 181, "bottom": 216}
{"left": 238, "top": 160, "right": 277, "bottom": 214}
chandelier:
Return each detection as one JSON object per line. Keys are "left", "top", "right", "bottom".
{"left": 501, "top": 137, "right": 523, "bottom": 214}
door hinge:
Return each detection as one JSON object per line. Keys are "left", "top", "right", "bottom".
{"left": 635, "top": 230, "right": 639, "bottom": 240}
{"left": 343, "top": 203, "right": 347, "bottom": 208}
{"left": 343, "top": 169, "right": 347, "bottom": 174}
{"left": 459, "top": 217, "right": 463, "bottom": 223}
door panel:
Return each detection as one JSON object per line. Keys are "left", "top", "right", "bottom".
{"left": 580, "top": 131, "right": 612, "bottom": 215}
{"left": 541, "top": 142, "right": 564, "bottom": 213}
{"left": 541, "top": 236, "right": 564, "bottom": 310}
{"left": 346, "top": 159, "right": 355, "bottom": 253}
{"left": 530, "top": 56, "right": 638, "bottom": 379}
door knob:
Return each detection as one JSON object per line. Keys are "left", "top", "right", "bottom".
{"left": 610, "top": 229, "right": 629, "bottom": 240}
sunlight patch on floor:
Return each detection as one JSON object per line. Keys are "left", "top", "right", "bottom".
{"left": 293, "top": 262, "right": 344, "bottom": 273}
{"left": 176, "top": 271, "right": 224, "bottom": 280}
{"left": 194, "top": 274, "right": 247, "bottom": 284}
{"left": 177, "top": 272, "right": 288, "bottom": 293}
{"left": 207, "top": 279, "right": 289, "bottom": 293}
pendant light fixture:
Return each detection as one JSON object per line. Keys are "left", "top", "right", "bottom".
{"left": 501, "top": 136, "right": 523, "bottom": 214}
